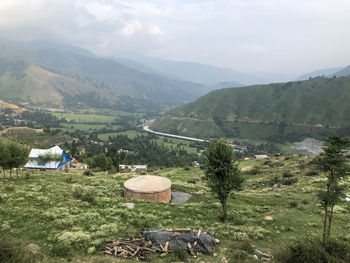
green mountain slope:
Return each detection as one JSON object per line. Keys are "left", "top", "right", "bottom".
{"left": 151, "top": 76, "right": 350, "bottom": 142}
{"left": 0, "top": 42, "right": 204, "bottom": 111}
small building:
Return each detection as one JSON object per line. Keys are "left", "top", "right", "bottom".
{"left": 252, "top": 154, "right": 269, "bottom": 160}
{"left": 25, "top": 145, "right": 73, "bottom": 170}
{"left": 70, "top": 159, "right": 88, "bottom": 170}
{"left": 119, "top": 164, "right": 147, "bottom": 173}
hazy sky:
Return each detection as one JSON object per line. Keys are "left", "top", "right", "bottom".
{"left": 1, "top": 0, "right": 350, "bottom": 74}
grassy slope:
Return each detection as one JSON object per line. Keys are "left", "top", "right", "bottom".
{"left": 152, "top": 77, "right": 350, "bottom": 140}
{"left": 1, "top": 156, "right": 349, "bottom": 262}
{"left": 0, "top": 127, "right": 72, "bottom": 148}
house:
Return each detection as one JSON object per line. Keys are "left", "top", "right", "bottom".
{"left": 70, "top": 159, "right": 88, "bottom": 170}
{"left": 252, "top": 154, "right": 269, "bottom": 160}
{"left": 119, "top": 164, "right": 147, "bottom": 173}
{"left": 25, "top": 145, "right": 73, "bottom": 170}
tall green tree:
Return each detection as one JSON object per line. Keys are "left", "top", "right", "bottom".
{"left": 204, "top": 138, "right": 243, "bottom": 222}
{"left": 0, "top": 141, "right": 10, "bottom": 182}
{"left": 5, "top": 142, "right": 29, "bottom": 179}
{"left": 316, "top": 135, "right": 349, "bottom": 245}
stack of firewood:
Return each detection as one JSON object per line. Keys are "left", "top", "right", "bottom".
{"left": 102, "top": 238, "right": 156, "bottom": 260}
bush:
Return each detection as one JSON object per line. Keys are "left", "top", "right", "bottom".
{"left": 301, "top": 198, "right": 311, "bottom": 205}
{"left": 305, "top": 170, "right": 318, "bottom": 176}
{"left": 281, "top": 178, "right": 299, "bottom": 185}
{"left": 72, "top": 187, "right": 95, "bottom": 204}
{"left": 264, "top": 160, "right": 272, "bottom": 165}
{"left": 276, "top": 239, "right": 350, "bottom": 263}
{"left": 249, "top": 167, "right": 260, "bottom": 175}
{"left": 83, "top": 170, "right": 94, "bottom": 176}
{"left": 289, "top": 201, "right": 298, "bottom": 208}
{"left": 282, "top": 171, "right": 293, "bottom": 178}
{"left": 187, "top": 179, "right": 197, "bottom": 184}
{"left": 0, "top": 237, "right": 37, "bottom": 263}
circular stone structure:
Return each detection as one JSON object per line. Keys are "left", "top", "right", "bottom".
{"left": 124, "top": 175, "right": 172, "bottom": 202}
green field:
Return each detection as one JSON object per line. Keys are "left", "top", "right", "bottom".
{"left": 97, "top": 130, "right": 143, "bottom": 140}
{"left": 60, "top": 123, "right": 122, "bottom": 132}
{"left": 152, "top": 137, "right": 199, "bottom": 154}
{"left": 1, "top": 156, "right": 350, "bottom": 262}
{"left": 53, "top": 113, "right": 116, "bottom": 124}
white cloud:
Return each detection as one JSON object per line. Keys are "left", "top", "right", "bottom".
{"left": 0, "top": 0, "right": 349, "bottom": 74}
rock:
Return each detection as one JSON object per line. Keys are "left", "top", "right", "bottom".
{"left": 253, "top": 255, "right": 259, "bottom": 260}
{"left": 254, "top": 249, "right": 271, "bottom": 260}
{"left": 122, "top": 202, "right": 135, "bottom": 209}
{"left": 27, "top": 243, "right": 39, "bottom": 253}
{"left": 264, "top": 216, "right": 273, "bottom": 221}
{"left": 171, "top": 191, "right": 192, "bottom": 204}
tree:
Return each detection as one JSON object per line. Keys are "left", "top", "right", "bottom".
{"left": 0, "top": 141, "right": 10, "bottom": 182}
{"left": 204, "top": 138, "right": 243, "bottom": 222}
{"left": 0, "top": 142, "right": 28, "bottom": 181}
{"left": 5, "top": 142, "right": 28, "bottom": 179}
{"left": 315, "top": 135, "right": 349, "bottom": 246}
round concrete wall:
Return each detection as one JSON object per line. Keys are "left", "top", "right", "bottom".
{"left": 124, "top": 175, "right": 172, "bottom": 202}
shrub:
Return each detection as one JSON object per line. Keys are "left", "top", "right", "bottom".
{"left": 282, "top": 171, "right": 293, "bottom": 178}
{"left": 187, "top": 179, "right": 197, "bottom": 184}
{"left": 289, "top": 201, "right": 298, "bottom": 208}
{"left": 0, "top": 237, "right": 37, "bottom": 263}
{"left": 281, "top": 178, "right": 299, "bottom": 185}
{"left": 301, "top": 198, "right": 311, "bottom": 205}
{"left": 5, "top": 185, "right": 15, "bottom": 192}
{"left": 249, "top": 167, "right": 260, "bottom": 175}
{"left": 72, "top": 186, "right": 95, "bottom": 204}
{"left": 83, "top": 170, "right": 94, "bottom": 176}
{"left": 276, "top": 238, "right": 350, "bottom": 263}
{"left": 305, "top": 170, "right": 318, "bottom": 176}
{"left": 264, "top": 160, "right": 272, "bottom": 165}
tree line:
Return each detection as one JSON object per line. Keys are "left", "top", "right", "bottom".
{"left": 0, "top": 140, "right": 28, "bottom": 182}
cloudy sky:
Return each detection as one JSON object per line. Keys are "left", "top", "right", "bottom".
{"left": 1, "top": 0, "right": 350, "bottom": 74}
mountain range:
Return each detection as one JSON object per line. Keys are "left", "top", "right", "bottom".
{"left": 151, "top": 76, "right": 350, "bottom": 142}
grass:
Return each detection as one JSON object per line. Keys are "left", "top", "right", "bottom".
{"left": 97, "top": 130, "right": 143, "bottom": 140}
{"left": 0, "top": 156, "right": 349, "bottom": 262}
{"left": 52, "top": 113, "right": 116, "bottom": 124}
{"left": 151, "top": 137, "right": 199, "bottom": 154}
{"left": 0, "top": 128, "right": 72, "bottom": 148}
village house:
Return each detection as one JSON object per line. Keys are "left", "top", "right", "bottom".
{"left": 252, "top": 154, "right": 269, "bottom": 160}
{"left": 25, "top": 145, "right": 73, "bottom": 170}
{"left": 119, "top": 164, "right": 147, "bottom": 173}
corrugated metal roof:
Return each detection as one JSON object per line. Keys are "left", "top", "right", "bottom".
{"left": 28, "top": 145, "right": 63, "bottom": 158}
{"left": 25, "top": 145, "right": 69, "bottom": 169}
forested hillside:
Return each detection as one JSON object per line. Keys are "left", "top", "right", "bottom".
{"left": 152, "top": 76, "right": 350, "bottom": 142}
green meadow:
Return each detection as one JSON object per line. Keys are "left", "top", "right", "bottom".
{"left": 1, "top": 155, "right": 349, "bottom": 262}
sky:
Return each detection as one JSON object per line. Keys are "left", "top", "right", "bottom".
{"left": 0, "top": 0, "right": 350, "bottom": 75}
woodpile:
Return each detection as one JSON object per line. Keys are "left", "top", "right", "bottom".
{"left": 102, "top": 228, "right": 219, "bottom": 260}
{"left": 102, "top": 238, "right": 156, "bottom": 260}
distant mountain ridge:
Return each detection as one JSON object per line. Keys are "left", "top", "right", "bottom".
{"left": 0, "top": 41, "right": 209, "bottom": 112}
{"left": 122, "top": 56, "right": 296, "bottom": 85}
{"left": 295, "top": 67, "right": 344, "bottom": 80}
{"left": 151, "top": 76, "right": 350, "bottom": 142}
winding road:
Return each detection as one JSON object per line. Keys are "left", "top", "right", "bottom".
{"left": 143, "top": 125, "right": 206, "bottom": 143}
